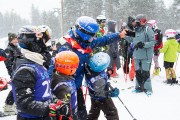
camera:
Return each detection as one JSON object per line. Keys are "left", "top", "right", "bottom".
{"left": 51, "top": 40, "right": 56, "bottom": 47}
{"left": 126, "top": 30, "right": 136, "bottom": 37}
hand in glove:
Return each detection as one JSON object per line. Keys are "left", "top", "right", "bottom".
{"left": 49, "top": 103, "right": 57, "bottom": 118}
{"left": 136, "top": 41, "right": 144, "bottom": 49}
{"left": 109, "top": 88, "right": 120, "bottom": 97}
{"left": 154, "top": 49, "right": 160, "bottom": 56}
{"left": 56, "top": 102, "right": 71, "bottom": 117}
{"left": 49, "top": 99, "right": 71, "bottom": 118}
{"left": 107, "top": 67, "right": 114, "bottom": 79}
{"left": 49, "top": 99, "right": 63, "bottom": 117}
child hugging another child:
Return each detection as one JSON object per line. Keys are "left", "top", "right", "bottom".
{"left": 85, "top": 52, "right": 119, "bottom": 120}
{"left": 51, "top": 51, "right": 79, "bottom": 120}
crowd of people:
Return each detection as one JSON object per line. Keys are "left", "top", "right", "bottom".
{"left": 0, "top": 14, "right": 180, "bottom": 120}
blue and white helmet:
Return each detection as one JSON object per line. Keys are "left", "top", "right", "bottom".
{"left": 88, "top": 52, "right": 110, "bottom": 72}
{"left": 75, "top": 16, "right": 99, "bottom": 41}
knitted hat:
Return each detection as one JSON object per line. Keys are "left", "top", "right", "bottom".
{"left": 8, "top": 33, "right": 17, "bottom": 42}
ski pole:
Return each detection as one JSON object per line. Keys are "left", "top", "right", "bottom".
{"left": 116, "top": 95, "right": 137, "bottom": 120}
{"left": 108, "top": 82, "right": 137, "bottom": 120}
{"left": 175, "top": 53, "right": 179, "bottom": 70}
{"left": 84, "top": 86, "right": 88, "bottom": 103}
{"left": 121, "top": 57, "right": 128, "bottom": 82}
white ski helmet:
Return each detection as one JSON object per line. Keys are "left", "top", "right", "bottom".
{"left": 96, "top": 15, "right": 106, "bottom": 24}
{"left": 176, "top": 29, "right": 180, "bottom": 34}
{"left": 165, "top": 29, "right": 176, "bottom": 39}
{"left": 147, "top": 20, "right": 158, "bottom": 30}
{"left": 38, "top": 25, "right": 52, "bottom": 40}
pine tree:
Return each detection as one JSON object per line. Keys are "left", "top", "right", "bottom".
{"left": 172, "top": 0, "right": 180, "bottom": 29}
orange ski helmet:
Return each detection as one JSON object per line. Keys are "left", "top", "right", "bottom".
{"left": 55, "top": 51, "right": 79, "bottom": 75}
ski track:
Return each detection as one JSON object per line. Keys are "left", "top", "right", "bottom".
{"left": 1, "top": 38, "right": 180, "bottom": 120}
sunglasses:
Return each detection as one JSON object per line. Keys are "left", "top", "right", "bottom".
{"left": 101, "top": 19, "right": 106, "bottom": 23}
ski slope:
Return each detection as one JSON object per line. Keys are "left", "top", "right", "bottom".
{"left": 0, "top": 38, "right": 180, "bottom": 120}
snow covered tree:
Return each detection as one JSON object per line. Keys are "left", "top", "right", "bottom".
{"left": 31, "top": 4, "right": 42, "bottom": 25}
{"left": 171, "top": 0, "right": 180, "bottom": 29}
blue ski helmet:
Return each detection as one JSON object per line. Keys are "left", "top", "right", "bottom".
{"left": 75, "top": 16, "right": 99, "bottom": 41}
{"left": 88, "top": 52, "right": 110, "bottom": 72}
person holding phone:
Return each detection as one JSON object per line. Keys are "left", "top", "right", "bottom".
{"left": 121, "top": 16, "right": 136, "bottom": 81}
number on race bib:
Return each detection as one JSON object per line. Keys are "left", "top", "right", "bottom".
{"left": 42, "top": 80, "right": 51, "bottom": 98}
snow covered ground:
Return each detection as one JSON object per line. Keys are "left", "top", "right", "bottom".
{"left": 0, "top": 37, "right": 180, "bottom": 120}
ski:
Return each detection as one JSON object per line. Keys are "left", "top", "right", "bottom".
{"left": 132, "top": 88, "right": 152, "bottom": 97}
{"left": 162, "top": 80, "right": 180, "bottom": 86}
{"left": 121, "top": 86, "right": 134, "bottom": 91}
{"left": 0, "top": 112, "right": 10, "bottom": 117}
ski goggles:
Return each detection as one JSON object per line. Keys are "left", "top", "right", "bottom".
{"left": 75, "top": 25, "right": 96, "bottom": 37}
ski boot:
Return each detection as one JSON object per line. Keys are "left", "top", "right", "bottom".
{"left": 164, "top": 79, "right": 173, "bottom": 84}
{"left": 0, "top": 111, "right": 6, "bottom": 117}
{"left": 3, "top": 104, "right": 17, "bottom": 115}
{"left": 132, "top": 87, "right": 144, "bottom": 93}
{"left": 153, "top": 67, "right": 161, "bottom": 76}
{"left": 145, "top": 91, "right": 152, "bottom": 96}
{"left": 172, "top": 78, "right": 178, "bottom": 84}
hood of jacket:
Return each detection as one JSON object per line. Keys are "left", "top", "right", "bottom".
{"left": 107, "top": 20, "right": 116, "bottom": 33}
{"left": 67, "top": 28, "right": 90, "bottom": 49}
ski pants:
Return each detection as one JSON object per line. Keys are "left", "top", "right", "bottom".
{"left": 134, "top": 58, "right": 152, "bottom": 92}
{"left": 17, "top": 114, "right": 49, "bottom": 120}
{"left": 87, "top": 98, "right": 119, "bottom": 120}
{"left": 153, "top": 54, "right": 160, "bottom": 68}
{"left": 5, "top": 90, "right": 14, "bottom": 105}
{"left": 77, "top": 88, "right": 87, "bottom": 120}
{"left": 123, "top": 52, "right": 133, "bottom": 74}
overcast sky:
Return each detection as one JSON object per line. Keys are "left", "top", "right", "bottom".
{"left": 0, "top": 0, "right": 60, "bottom": 19}
{"left": 0, "top": 0, "right": 174, "bottom": 20}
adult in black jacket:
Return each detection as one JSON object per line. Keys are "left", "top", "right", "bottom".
{"left": 3, "top": 33, "right": 21, "bottom": 115}
{"left": 122, "top": 16, "right": 136, "bottom": 76}
{"left": 107, "top": 20, "right": 121, "bottom": 78}
{"left": 4, "top": 33, "right": 21, "bottom": 77}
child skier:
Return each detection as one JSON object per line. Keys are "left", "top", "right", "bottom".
{"left": 93, "top": 15, "right": 108, "bottom": 54}
{"left": 147, "top": 20, "right": 163, "bottom": 76}
{"left": 51, "top": 51, "right": 80, "bottom": 120}
{"left": 159, "top": 29, "right": 180, "bottom": 84}
{"left": 85, "top": 52, "right": 119, "bottom": 120}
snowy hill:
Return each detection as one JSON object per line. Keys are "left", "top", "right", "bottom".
{"left": 0, "top": 37, "right": 180, "bottom": 120}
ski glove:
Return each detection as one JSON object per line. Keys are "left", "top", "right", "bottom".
{"left": 49, "top": 99, "right": 71, "bottom": 118}
{"left": 154, "top": 49, "right": 160, "bottom": 56}
{"left": 109, "top": 88, "right": 120, "bottom": 97}
{"left": 56, "top": 102, "right": 71, "bottom": 117}
{"left": 136, "top": 41, "right": 144, "bottom": 49}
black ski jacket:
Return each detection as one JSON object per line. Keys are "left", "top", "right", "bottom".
{"left": 4, "top": 43, "right": 21, "bottom": 77}
{"left": 12, "top": 58, "right": 50, "bottom": 119}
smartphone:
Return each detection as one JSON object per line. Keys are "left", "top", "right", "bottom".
{"left": 51, "top": 40, "right": 56, "bottom": 47}
{"left": 126, "top": 30, "right": 136, "bottom": 37}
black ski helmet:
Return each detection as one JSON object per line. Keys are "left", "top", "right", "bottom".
{"left": 18, "top": 25, "right": 51, "bottom": 53}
